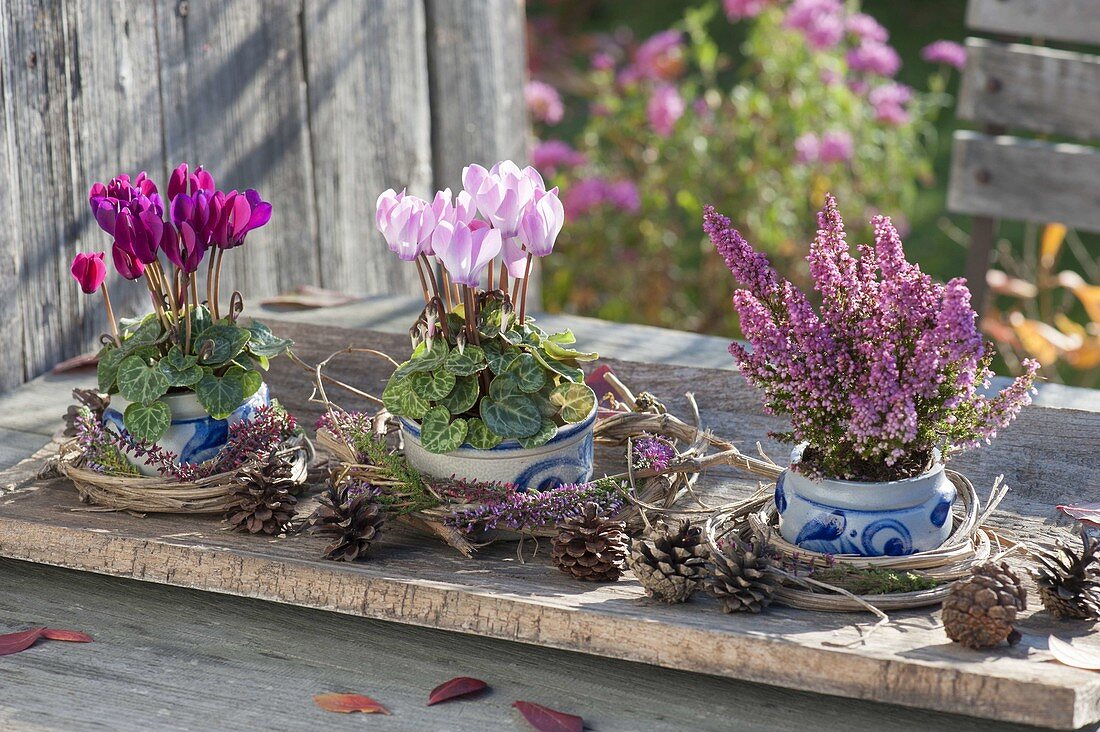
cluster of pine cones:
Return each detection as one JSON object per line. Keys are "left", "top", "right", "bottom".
{"left": 550, "top": 503, "right": 781, "bottom": 612}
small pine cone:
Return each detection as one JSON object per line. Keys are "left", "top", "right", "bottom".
{"left": 552, "top": 502, "right": 628, "bottom": 582}
{"left": 943, "top": 562, "right": 1027, "bottom": 648}
{"left": 225, "top": 455, "right": 299, "bottom": 535}
{"left": 1032, "top": 528, "right": 1100, "bottom": 620}
{"left": 304, "top": 482, "right": 385, "bottom": 562}
{"left": 706, "top": 539, "right": 781, "bottom": 614}
{"left": 628, "top": 519, "right": 708, "bottom": 603}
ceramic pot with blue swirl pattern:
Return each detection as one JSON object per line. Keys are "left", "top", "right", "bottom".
{"left": 103, "top": 384, "right": 271, "bottom": 477}
{"left": 399, "top": 405, "right": 596, "bottom": 491}
{"left": 775, "top": 443, "right": 955, "bottom": 557}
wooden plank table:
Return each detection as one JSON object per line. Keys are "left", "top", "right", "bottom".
{"left": 2, "top": 308, "right": 1098, "bottom": 730}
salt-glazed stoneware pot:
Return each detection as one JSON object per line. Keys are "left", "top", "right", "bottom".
{"left": 775, "top": 443, "right": 956, "bottom": 557}
{"left": 104, "top": 384, "right": 270, "bottom": 477}
{"left": 400, "top": 406, "right": 596, "bottom": 490}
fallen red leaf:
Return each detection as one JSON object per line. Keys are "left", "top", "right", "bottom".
{"left": 313, "top": 693, "right": 390, "bottom": 715}
{"left": 427, "top": 676, "right": 488, "bottom": 706}
{"left": 0, "top": 628, "right": 45, "bottom": 656}
{"left": 513, "top": 701, "right": 584, "bottom": 732}
{"left": 42, "top": 628, "right": 93, "bottom": 643}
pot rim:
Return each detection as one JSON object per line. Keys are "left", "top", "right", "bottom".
{"left": 400, "top": 402, "right": 597, "bottom": 454}
{"left": 788, "top": 442, "right": 944, "bottom": 488}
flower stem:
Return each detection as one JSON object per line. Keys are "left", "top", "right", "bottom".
{"left": 487, "top": 260, "right": 495, "bottom": 295}
{"left": 100, "top": 283, "right": 120, "bottom": 344}
{"left": 206, "top": 251, "right": 216, "bottom": 311}
{"left": 440, "top": 265, "right": 454, "bottom": 312}
{"left": 499, "top": 265, "right": 508, "bottom": 295}
{"left": 419, "top": 254, "right": 441, "bottom": 301}
{"left": 414, "top": 257, "right": 431, "bottom": 304}
{"left": 518, "top": 254, "right": 534, "bottom": 323}
{"left": 144, "top": 271, "right": 170, "bottom": 333}
{"left": 213, "top": 248, "right": 225, "bottom": 320}
{"left": 185, "top": 272, "right": 198, "bottom": 355}
{"left": 157, "top": 262, "right": 181, "bottom": 340}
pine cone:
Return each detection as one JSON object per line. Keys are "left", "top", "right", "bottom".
{"left": 1032, "top": 528, "right": 1100, "bottom": 620}
{"left": 943, "top": 562, "right": 1027, "bottom": 648}
{"left": 706, "top": 538, "right": 781, "bottom": 613}
{"left": 304, "top": 482, "right": 385, "bottom": 562}
{"left": 551, "top": 502, "right": 627, "bottom": 582}
{"left": 225, "top": 455, "right": 299, "bottom": 535}
{"left": 628, "top": 519, "right": 708, "bottom": 602}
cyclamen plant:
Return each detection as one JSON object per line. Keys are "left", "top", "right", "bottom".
{"left": 705, "top": 194, "right": 1039, "bottom": 482}
{"left": 71, "top": 165, "right": 291, "bottom": 444}
{"left": 375, "top": 161, "right": 598, "bottom": 454}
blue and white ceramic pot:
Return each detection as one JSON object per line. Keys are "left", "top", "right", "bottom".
{"left": 399, "top": 406, "right": 596, "bottom": 491}
{"left": 775, "top": 444, "right": 956, "bottom": 557}
{"left": 103, "top": 384, "right": 270, "bottom": 477}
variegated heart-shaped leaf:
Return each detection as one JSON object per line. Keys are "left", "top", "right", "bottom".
{"left": 550, "top": 382, "right": 596, "bottom": 423}
{"left": 123, "top": 400, "right": 171, "bottom": 442}
{"left": 465, "top": 418, "right": 503, "bottom": 449}
{"left": 480, "top": 395, "right": 541, "bottom": 439}
{"left": 518, "top": 420, "right": 558, "bottom": 449}
{"left": 439, "top": 374, "right": 479, "bottom": 415}
{"left": 506, "top": 353, "right": 546, "bottom": 393}
{"left": 382, "top": 376, "right": 430, "bottom": 420}
{"left": 445, "top": 345, "right": 486, "bottom": 376}
{"left": 116, "top": 354, "right": 170, "bottom": 404}
{"left": 420, "top": 406, "right": 468, "bottom": 454}
{"left": 410, "top": 368, "right": 457, "bottom": 401}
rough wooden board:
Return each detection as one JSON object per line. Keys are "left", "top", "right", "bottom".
{"left": 302, "top": 0, "right": 428, "bottom": 297}
{"left": 0, "top": 1, "right": 25, "bottom": 393}
{"left": 967, "top": 0, "right": 1100, "bottom": 47}
{"left": 1, "top": 559, "right": 1056, "bottom": 732}
{"left": 948, "top": 131, "right": 1100, "bottom": 234}
{"left": 958, "top": 39, "right": 1100, "bottom": 142}
{"left": 1, "top": 321, "right": 1099, "bottom": 729}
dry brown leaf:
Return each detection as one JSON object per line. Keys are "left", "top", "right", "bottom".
{"left": 261, "top": 285, "right": 362, "bottom": 310}
{"left": 1040, "top": 223, "right": 1067, "bottom": 269}
{"left": 313, "top": 693, "right": 390, "bottom": 715}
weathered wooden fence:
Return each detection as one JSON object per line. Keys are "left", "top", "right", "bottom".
{"left": 0, "top": 0, "right": 527, "bottom": 392}
{"left": 948, "top": 0, "right": 1100, "bottom": 310}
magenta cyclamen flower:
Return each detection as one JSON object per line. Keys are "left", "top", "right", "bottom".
{"left": 921, "top": 40, "right": 967, "bottom": 70}
{"left": 216, "top": 189, "right": 272, "bottom": 250}
{"left": 705, "top": 195, "right": 1038, "bottom": 479}
{"left": 88, "top": 172, "right": 162, "bottom": 238}
{"left": 70, "top": 252, "right": 107, "bottom": 294}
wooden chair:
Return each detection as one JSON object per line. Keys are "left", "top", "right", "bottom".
{"left": 948, "top": 0, "right": 1100, "bottom": 312}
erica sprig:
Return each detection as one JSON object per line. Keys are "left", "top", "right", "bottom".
{"left": 74, "top": 164, "right": 271, "bottom": 353}
{"left": 375, "top": 160, "right": 564, "bottom": 340}
{"left": 705, "top": 194, "right": 1039, "bottom": 480}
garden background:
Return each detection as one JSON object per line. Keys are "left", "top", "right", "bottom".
{"left": 524, "top": 0, "right": 1100, "bottom": 388}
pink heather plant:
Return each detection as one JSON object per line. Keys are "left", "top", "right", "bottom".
{"left": 705, "top": 195, "right": 1039, "bottom": 482}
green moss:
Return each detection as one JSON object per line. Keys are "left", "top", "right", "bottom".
{"left": 814, "top": 566, "right": 939, "bottom": 595}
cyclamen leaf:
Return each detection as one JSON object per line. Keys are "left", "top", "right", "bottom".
{"left": 506, "top": 353, "right": 547, "bottom": 393}
{"left": 489, "top": 372, "right": 524, "bottom": 401}
{"left": 245, "top": 320, "right": 293, "bottom": 359}
{"left": 542, "top": 340, "right": 598, "bottom": 362}
{"left": 382, "top": 377, "right": 429, "bottom": 420}
{"left": 483, "top": 339, "right": 520, "bottom": 374}
{"left": 409, "top": 339, "right": 450, "bottom": 372}
{"left": 439, "top": 375, "right": 479, "bottom": 415}
{"left": 465, "top": 418, "right": 503, "bottom": 449}
{"left": 410, "top": 368, "right": 457, "bottom": 401}
{"left": 0, "top": 628, "right": 45, "bottom": 656}
{"left": 313, "top": 693, "right": 390, "bottom": 715}
{"left": 120, "top": 315, "right": 166, "bottom": 352}
{"left": 420, "top": 406, "right": 468, "bottom": 454}
{"left": 550, "top": 383, "right": 597, "bottom": 423}
{"left": 512, "top": 701, "right": 583, "bottom": 732}
{"left": 546, "top": 329, "right": 576, "bottom": 345}
{"left": 116, "top": 354, "right": 170, "bottom": 404}
{"left": 480, "top": 395, "right": 541, "bottom": 439}
{"left": 196, "top": 372, "right": 245, "bottom": 420}
{"left": 41, "top": 628, "right": 93, "bottom": 643}
{"left": 239, "top": 369, "right": 263, "bottom": 400}
{"left": 427, "top": 676, "right": 489, "bottom": 706}
{"left": 97, "top": 346, "right": 125, "bottom": 392}
{"left": 159, "top": 346, "right": 203, "bottom": 388}
{"left": 123, "top": 401, "right": 172, "bottom": 443}
{"left": 445, "top": 344, "right": 486, "bottom": 376}
{"left": 530, "top": 347, "right": 583, "bottom": 383}
{"left": 195, "top": 324, "right": 251, "bottom": 366}
{"left": 518, "top": 420, "right": 557, "bottom": 449}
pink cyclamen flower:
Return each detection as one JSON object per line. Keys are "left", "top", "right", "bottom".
{"left": 819, "top": 130, "right": 853, "bottom": 163}
{"left": 646, "top": 84, "right": 685, "bottom": 137}
{"left": 429, "top": 188, "right": 476, "bottom": 233}
{"left": 114, "top": 208, "right": 165, "bottom": 265}
{"left": 462, "top": 161, "right": 545, "bottom": 239}
{"left": 531, "top": 140, "right": 586, "bottom": 176}
{"left": 723, "top": 0, "right": 770, "bottom": 21}
{"left": 519, "top": 187, "right": 565, "bottom": 257}
{"left": 70, "top": 252, "right": 107, "bottom": 294}
{"left": 501, "top": 236, "right": 528, "bottom": 278}
{"left": 847, "top": 40, "right": 901, "bottom": 77}
{"left": 375, "top": 190, "right": 436, "bottom": 261}
{"left": 88, "top": 172, "right": 162, "bottom": 237}
{"left": 784, "top": 0, "right": 845, "bottom": 50}
{"left": 525, "top": 80, "right": 564, "bottom": 125}
{"left": 431, "top": 220, "right": 502, "bottom": 287}
{"left": 215, "top": 189, "right": 272, "bottom": 250}
{"left": 845, "top": 13, "right": 888, "bottom": 43}
{"left": 794, "top": 133, "right": 820, "bottom": 164}
{"left": 111, "top": 242, "right": 145, "bottom": 280}
{"left": 167, "top": 163, "right": 215, "bottom": 201}
{"left": 921, "top": 40, "right": 967, "bottom": 70}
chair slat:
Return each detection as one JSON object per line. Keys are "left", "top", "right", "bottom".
{"left": 967, "top": 0, "right": 1100, "bottom": 46}
{"left": 958, "top": 39, "right": 1100, "bottom": 141}
{"left": 948, "top": 131, "right": 1100, "bottom": 232}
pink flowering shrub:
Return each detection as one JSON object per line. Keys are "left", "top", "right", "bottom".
{"left": 526, "top": 2, "right": 958, "bottom": 331}
{"left": 705, "top": 195, "right": 1039, "bottom": 481}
